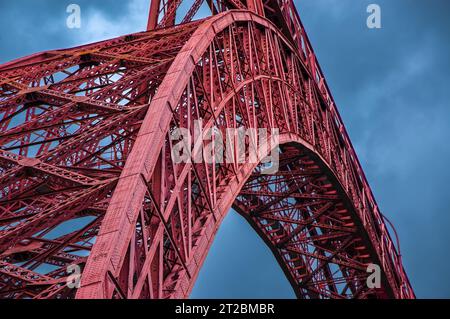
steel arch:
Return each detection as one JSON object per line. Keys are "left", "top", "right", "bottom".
{"left": 0, "top": 5, "right": 414, "bottom": 299}
{"left": 73, "top": 11, "right": 412, "bottom": 299}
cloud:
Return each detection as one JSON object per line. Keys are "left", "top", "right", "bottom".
{"left": 0, "top": 0, "right": 150, "bottom": 63}
{"left": 76, "top": 0, "right": 149, "bottom": 43}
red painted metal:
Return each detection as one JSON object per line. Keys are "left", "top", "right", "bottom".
{"left": 0, "top": 0, "right": 414, "bottom": 299}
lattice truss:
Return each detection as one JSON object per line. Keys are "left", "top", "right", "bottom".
{"left": 0, "top": 0, "right": 414, "bottom": 299}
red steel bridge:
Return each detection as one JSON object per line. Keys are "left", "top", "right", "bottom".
{"left": 0, "top": 0, "right": 414, "bottom": 299}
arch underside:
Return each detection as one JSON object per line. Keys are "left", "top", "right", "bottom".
{"left": 0, "top": 11, "right": 412, "bottom": 299}
{"left": 234, "top": 143, "right": 379, "bottom": 299}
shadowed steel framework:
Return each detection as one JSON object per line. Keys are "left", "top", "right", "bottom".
{"left": 0, "top": 0, "right": 415, "bottom": 299}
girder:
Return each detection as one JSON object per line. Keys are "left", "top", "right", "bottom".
{"left": 0, "top": 0, "right": 414, "bottom": 299}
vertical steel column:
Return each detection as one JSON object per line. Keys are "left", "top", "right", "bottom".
{"left": 246, "top": 0, "right": 265, "bottom": 16}
{"left": 147, "top": 0, "right": 161, "bottom": 30}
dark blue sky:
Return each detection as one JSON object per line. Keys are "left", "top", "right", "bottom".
{"left": 1, "top": 0, "right": 449, "bottom": 299}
